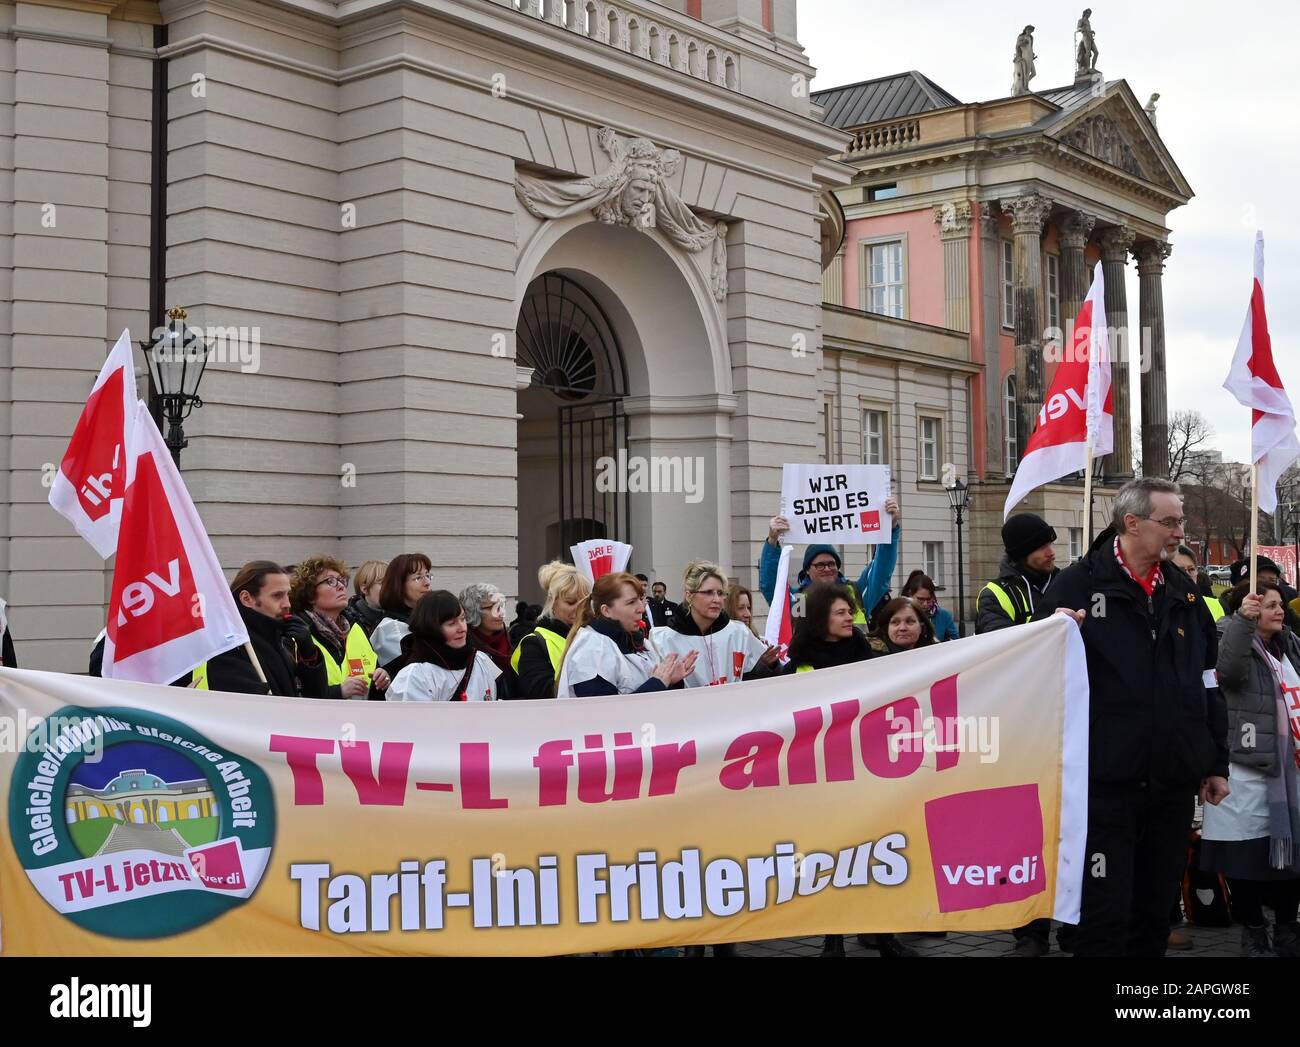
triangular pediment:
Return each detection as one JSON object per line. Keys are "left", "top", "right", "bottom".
{"left": 1046, "top": 84, "right": 1192, "bottom": 199}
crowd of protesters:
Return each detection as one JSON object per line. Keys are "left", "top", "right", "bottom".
{"left": 6, "top": 476, "right": 1298, "bottom": 957}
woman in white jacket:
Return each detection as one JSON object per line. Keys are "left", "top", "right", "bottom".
{"left": 652, "top": 560, "right": 779, "bottom": 689}
{"left": 388, "top": 590, "right": 501, "bottom": 702}
{"left": 557, "top": 572, "right": 695, "bottom": 698}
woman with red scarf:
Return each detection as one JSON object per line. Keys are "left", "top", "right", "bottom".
{"left": 460, "top": 582, "right": 517, "bottom": 700}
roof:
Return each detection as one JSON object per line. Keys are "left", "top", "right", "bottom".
{"left": 1028, "top": 80, "right": 1125, "bottom": 132}
{"left": 812, "top": 71, "right": 961, "bottom": 128}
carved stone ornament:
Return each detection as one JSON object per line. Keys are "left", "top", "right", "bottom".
{"left": 1059, "top": 211, "right": 1097, "bottom": 250}
{"left": 1133, "top": 240, "right": 1173, "bottom": 272}
{"left": 999, "top": 192, "right": 1053, "bottom": 235}
{"left": 933, "top": 200, "right": 973, "bottom": 236}
{"left": 515, "top": 127, "right": 729, "bottom": 301}
{"left": 1099, "top": 225, "right": 1137, "bottom": 262}
{"left": 1062, "top": 113, "right": 1144, "bottom": 179}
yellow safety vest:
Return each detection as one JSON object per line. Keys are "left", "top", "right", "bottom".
{"left": 314, "top": 623, "right": 379, "bottom": 688}
{"left": 1203, "top": 596, "right": 1225, "bottom": 622}
{"left": 980, "top": 580, "right": 1032, "bottom": 626}
{"left": 795, "top": 664, "right": 814, "bottom": 674}
{"left": 192, "top": 662, "right": 209, "bottom": 690}
{"left": 510, "top": 627, "right": 567, "bottom": 680}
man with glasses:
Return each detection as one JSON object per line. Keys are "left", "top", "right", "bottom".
{"left": 1038, "top": 478, "right": 1230, "bottom": 956}
{"left": 758, "top": 497, "right": 902, "bottom": 625}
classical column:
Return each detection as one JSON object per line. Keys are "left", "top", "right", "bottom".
{"left": 978, "top": 205, "right": 1004, "bottom": 477}
{"left": 1000, "top": 192, "right": 1053, "bottom": 467}
{"left": 933, "top": 201, "right": 973, "bottom": 332}
{"left": 1099, "top": 226, "right": 1137, "bottom": 479}
{"left": 1134, "top": 240, "right": 1173, "bottom": 479}
{"left": 1058, "top": 211, "right": 1097, "bottom": 332}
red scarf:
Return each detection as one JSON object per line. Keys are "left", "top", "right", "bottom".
{"left": 1114, "top": 536, "right": 1163, "bottom": 596}
{"left": 474, "top": 627, "right": 512, "bottom": 669}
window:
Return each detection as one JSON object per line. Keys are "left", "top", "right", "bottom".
{"left": 821, "top": 399, "right": 834, "bottom": 463}
{"left": 923, "top": 542, "right": 945, "bottom": 587}
{"left": 1046, "top": 254, "right": 1061, "bottom": 337}
{"left": 1004, "top": 375, "right": 1018, "bottom": 476}
{"left": 863, "top": 409, "right": 888, "bottom": 465}
{"left": 1069, "top": 527, "right": 1083, "bottom": 562}
{"left": 866, "top": 240, "right": 905, "bottom": 318}
{"left": 1001, "top": 240, "right": 1014, "bottom": 328}
{"left": 919, "top": 416, "right": 941, "bottom": 481}
{"left": 868, "top": 183, "right": 899, "bottom": 201}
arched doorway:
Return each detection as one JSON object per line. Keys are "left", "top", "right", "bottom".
{"left": 516, "top": 273, "right": 629, "bottom": 601}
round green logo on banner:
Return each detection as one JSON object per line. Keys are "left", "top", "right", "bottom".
{"left": 8, "top": 705, "right": 275, "bottom": 939}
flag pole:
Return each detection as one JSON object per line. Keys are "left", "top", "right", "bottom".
{"left": 1082, "top": 441, "right": 1095, "bottom": 548}
{"left": 1250, "top": 463, "right": 1260, "bottom": 594}
{"left": 244, "top": 640, "right": 269, "bottom": 686}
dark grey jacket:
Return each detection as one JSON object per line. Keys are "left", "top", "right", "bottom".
{"left": 1215, "top": 611, "right": 1300, "bottom": 776}
{"left": 975, "top": 555, "right": 1059, "bottom": 634}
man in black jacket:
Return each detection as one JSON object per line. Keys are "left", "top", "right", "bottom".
{"left": 1037, "top": 478, "right": 1230, "bottom": 956}
{"left": 206, "top": 561, "right": 328, "bottom": 698}
{"left": 976, "top": 513, "right": 1060, "bottom": 634}
{"left": 646, "top": 581, "right": 676, "bottom": 629}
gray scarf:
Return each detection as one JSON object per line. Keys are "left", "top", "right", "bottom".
{"left": 1260, "top": 641, "right": 1300, "bottom": 871}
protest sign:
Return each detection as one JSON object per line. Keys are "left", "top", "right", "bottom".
{"left": 780, "top": 464, "right": 891, "bottom": 545}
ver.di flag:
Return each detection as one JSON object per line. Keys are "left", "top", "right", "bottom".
{"left": 48, "top": 330, "right": 138, "bottom": 558}
{"left": 1005, "top": 262, "right": 1114, "bottom": 518}
{"left": 1223, "top": 232, "right": 1299, "bottom": 515}
{"left": 101, "top": 401, "right": 247, "bottom": 684}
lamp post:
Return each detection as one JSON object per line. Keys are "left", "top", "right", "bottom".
{"left": 945, "top": 477, "right": 971, "bottom": 637}
{"left": 140, "top": 306, "right": 211, "bottom": 467}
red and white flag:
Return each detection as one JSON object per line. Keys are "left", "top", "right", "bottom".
{"left": 762, "top": 543, "right": 793, "bottom": 664}
{"left": 571, "top": 539, "right": 632, "bottom": 584}
{"left": 101, "top": 401, "right": 247, "bottom": 684}
{"left": 1223, "top": 233, "right": 1299, "bottom": 515}
{"left": 1004, "top": 261, "right": 1114, "bottom": 518}
{"left": 48, "top": 330, "right": 137, "bottom": 558}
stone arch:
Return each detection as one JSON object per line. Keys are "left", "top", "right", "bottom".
{"left": 514, "top": 212, "right": 735, "bottom": 596}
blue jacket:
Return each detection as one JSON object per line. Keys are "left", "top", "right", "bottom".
{"left": 930, "top": 606, "right": 959, "bottom": 642}
{"left": 758, "top": 525, "right": 901, "bottom": 616}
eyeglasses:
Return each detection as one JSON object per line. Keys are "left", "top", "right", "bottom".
{"left": 693, "top": 589, "right": 726, "bottom": 599}
{"left": 1138, "top": 515, "right": 1187, "bottom": 530}
{"left": 316, "top": 576, "right": 348, "bottom": 590}
{"left": 481, "top": 600, "right": 505, "bottom": 614}
{"left": 809, "top": 560, "right": 839, "bottom": 571}
{"left": 409, "top": 572, "right": 433, "bottom": 583}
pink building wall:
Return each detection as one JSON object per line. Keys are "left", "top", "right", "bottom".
{"left": 842, "top": 210, "right": 946, "bottom": 326}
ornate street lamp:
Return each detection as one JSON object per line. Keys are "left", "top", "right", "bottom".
{"left": 140, "top": 306, "right": 211, "bottom": 467}
{"left": 945, "top": 477, "right": 971, "bottom": 637}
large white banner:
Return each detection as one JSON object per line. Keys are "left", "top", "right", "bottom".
{"left": 0, "top": 618, "right": 1087, "bottom": 956}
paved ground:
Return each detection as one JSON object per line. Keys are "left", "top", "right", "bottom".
{"left": 722, "top": 921, "right": 1243, "bottom": 957}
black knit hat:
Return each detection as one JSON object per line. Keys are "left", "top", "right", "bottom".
{"left": 1002, "top": 513, "right": 1057, "bottom": 563}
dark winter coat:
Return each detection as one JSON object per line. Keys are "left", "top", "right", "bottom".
{"left": 206, "top": 604, "right": 328, "bottom": 698}
{"left": 976, "top": 555, "right": 1059, "bottom": 633}
{"left": 1036, "top": 527, "right": 1228, "bottom": 788}
{"left": 1215, "top": 611, "right": 1300, "bottom": 776}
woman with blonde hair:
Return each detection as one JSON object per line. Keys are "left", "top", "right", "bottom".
{"left": 652, "top": 560, "right": 778, "bottom": 688}
{"left": 556, "top": 572, "right": 695, "bottom": 698}
{"left": 512, "top": 561, "right": 592, "bottom": 699}
{"left": 343, "top": 559, "right": 387, "bottom": 637}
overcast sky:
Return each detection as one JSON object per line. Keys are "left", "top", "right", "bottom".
{"left": 800, "top": 0, "right": 1297, "bottom": 466}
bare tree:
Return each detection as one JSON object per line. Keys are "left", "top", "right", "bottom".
{"left": 1135, "top": 410, "right": 1215, "bottom": 481}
